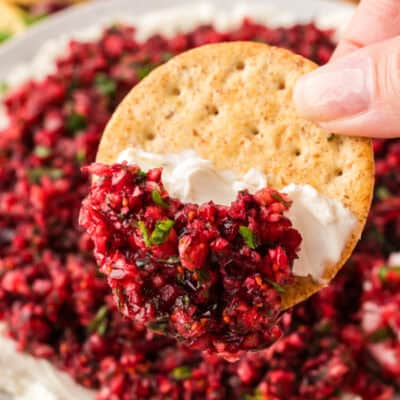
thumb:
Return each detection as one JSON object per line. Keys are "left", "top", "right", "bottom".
{"left": 293, "top": 36, "right": 400, "bottom": 138}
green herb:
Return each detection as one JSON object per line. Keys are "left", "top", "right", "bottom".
{"left": 245, "top": 389, "right": 264, "bottom": 400}
{"left": 67, "top": 112, "right": 87, "bottom": 134}
{"left": 316, "top": 320, "right": 332, "bottom": 334}
{"left": 270, "top": 192, "right": 291, "bottom": 207}
{"left": 87, "top": 305, "right": 109, "bottom": 336}
{"left": 150, "top": 219, "right": 175, "bottom": 245}
{"left": 239, "top": 226, "right": 257, "bottom": 249}
{"left": 378, "top": 265, "right": 400, "bottom": 282}
{"left": 23, "top": 13, "right": 48, "bottom": 26}
{"left": 75, "top": 150, "right": 86, "bottom": 163}
{"left": 0, "top": 81, "right": 9, "bottom": 95}
{"left": 265, "top": 278, "right": 285, "bottom": 294}
{"left": 196, "top": 268, "right": 210, "bottom": 284}
{"left": 370, "top": 327, "right": 393, "bottom": 343}
{"left": 0, "top": 31, "right": 12, "bottom": 44}
{"left": 148, "top": 318, "right": 168, "bottom": 334}
{"left": 182, "top": 295, "right": 190, "bottom": 308}
{"left": 137, "top": 64, "right": 154, "bottom": 80}
{"left": 34, "top": 146, "right": 51, "bottom": 158}
{"left": 376, "top": 186, "right": 391, "bottom": 200}
{"left": 94, "top": 73, "right": 117, "bottom": 96}
{"left": 138, "top": 221, "right": 151, "bottom": 247}
{"left": 161, "top": 52, "right": 173, "bottom": 62}
{"left": 151, "top": 189, "right": 169, "bottom": 208}
{"left": 171, "top": 366, "right": 192, "bottom": 380}
{"left": 135, "top": 170, "right": 147, "bottom": 183}
{"left": 27, "top": 167, "right": 63, "bottom": 183}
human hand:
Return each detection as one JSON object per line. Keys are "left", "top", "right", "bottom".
{"left": 293, "top": 0, "right": 400, "bottom": 138}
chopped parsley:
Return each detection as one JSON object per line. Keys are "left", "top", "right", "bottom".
{"left": 94, "top": 73, "right": 117, "bottom": 96}
{"left": 370, "top": 327, "right": 393, "bottom": 343}
{"left": 150, "top": 219, "right": 175, "bottom": 245}
{"left": 171, "top": 366, "right": 192, "bottom": 380}
{"left": 151, "top": 189, "right": 169, "bottom": 208}
{"left": 245, "top": 389, "right": 264, "bottom": 400}
{"left": 0, "top": 81, "right": 9, "bottom": 95}
{"left": 27, "top": 167, "right": 63, "bottom": 183}
{"left": 138, "top": 221, "right": 151, "bottom": 247}
{"left": 265, "top": 278, "right": 285, "bottom": 294}
{"left": 378, "top": 265, "right": 400, "bottom": 282}
{"left": 137, "top": 64, "right": 154, "bottom": 80}
{"left": 34, "top": 146, "right": 51, "bottom": 158}
{"left": 376, "top": 186, "right": 391, "bottom": 200}
{"left": 148, "top": 317, "right": 168, "bottom": 334}
{"left": 87, "top": 305, "right": 109, "bottom": 336}
{"left": 239, "top": 226, "right": 257, "bottom": 249}
{"left": 67, "top": 112, "right": 87, "bottom": 134}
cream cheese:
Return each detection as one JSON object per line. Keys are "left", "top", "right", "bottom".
{"left": 117, "top": 149, "right": 357, "bottom": 283}
{"left": 0, "top": 324, "right": 94, "bottom": 400}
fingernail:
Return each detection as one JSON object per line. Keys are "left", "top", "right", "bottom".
{"left": 293, "top": 54, "right": 374, "bottom": 122}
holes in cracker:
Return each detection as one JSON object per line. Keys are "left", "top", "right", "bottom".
{"left": 236, "top": 61, "right": 245, "bottom": 71}
{"left": 277, "top": 80, "right": 286, "bottom": 90}
{"left": 145, "top": 132, "right": 155, "bottom": 141}
{"left": 171, "top": 87, "right": 181, "bottom": 96}
{"left": 294, "top": 149, "right": 301, "bottom": 157}
{"left": 206, "top": 105, "right": 219, "bottom": 116}
{"left": 251, "top": 127, "right": 260, "bottom": 136}
{"left": 335, "top": 168, "right": 344, "bottom": 177}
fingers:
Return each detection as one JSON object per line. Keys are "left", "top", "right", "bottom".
{"left": 333, "top": 0, "right": 400, "bottom": 59}
{"left": 293, "top": 36, "right": 400, "bottom": 138}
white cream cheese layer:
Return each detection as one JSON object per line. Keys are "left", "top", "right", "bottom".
{"left": 0, "top": 324, "right": 94, "bottom": 400}
{"left": 118, "top": 149, "right": 357, "bottom": 283}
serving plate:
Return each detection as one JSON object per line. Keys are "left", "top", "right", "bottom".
{"left": 0, "top": 0, "right": 355, "bottom": 83}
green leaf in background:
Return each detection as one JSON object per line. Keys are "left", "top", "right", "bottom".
{"left": 34, "top": 145, "right": 52, "bottom": 158}
{"left": 137, "top": 64, "right": 155, "bottom": 80}
{"left": 239, "top": 226, "right": 257, "bottom": 249}
{"left": 27, "top": 167, "right": 63, "bottom": 183}
{"left": 67, "top": 112, "right": 87, "bottom": 134}
{"left": 150, "top": 219, "right": 175, "bottom": 245}
{"left": 23, "top": 13, "right": 48, "bottom": 27}
{"left": 87, "top": 305, "right": 109, "bottom": 336}
{"left": 151, "top": 189, "right": 169, "bottom": 208}
{"left": 369, "top": 327, "right": 393, "bottom": 343}
{"left": 94, "top": 73, "right": 117, "bottom": 96}
{"left": 378, "top": 265, "right": 400, "bottom": 282}
{"left": 0, "top": 81, "right": 9, "bottom": 95}
{"left": 0, "top": 31, "right": 12, "bottom": 44}
{"left": 171, "top": 366, "right": 192, "bottom": 380}
{"left": 245, "top": 389, "right": 265, "bottom": 400}
{"left": 376, "top": 186, "right": 391, "bottom": 200}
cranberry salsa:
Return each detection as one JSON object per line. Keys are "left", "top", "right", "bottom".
{"left": 80, "top": 162, "right": 302, "bottom": 357}
{"left": 1, "top": 19, "right": 400, "bottom": 399}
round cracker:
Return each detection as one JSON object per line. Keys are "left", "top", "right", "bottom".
{"left": 97, "top": 42, "right": 374, "bottom": 309}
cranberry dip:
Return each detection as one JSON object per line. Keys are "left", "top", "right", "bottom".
{"left": 80, "top": 148, "right": 357, "bottom": 358}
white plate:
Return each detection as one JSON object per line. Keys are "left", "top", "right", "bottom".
{"left": 0, "top": 0, "right": 355, "bottom": 83}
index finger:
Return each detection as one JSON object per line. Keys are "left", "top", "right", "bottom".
{"left": 333, "top": 0, "right": 400, "bottom": 60}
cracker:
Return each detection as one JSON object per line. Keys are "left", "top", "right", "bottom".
{"left": 97, "top": 42, "right": 374, "bottom": 308}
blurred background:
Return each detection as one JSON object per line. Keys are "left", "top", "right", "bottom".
{"left": 0, "top": 0, "right": 359, "bottom": 46}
